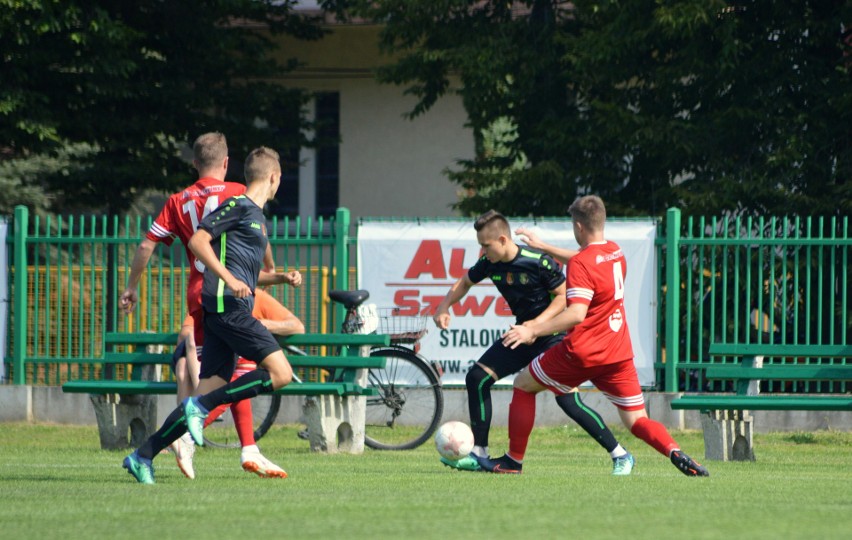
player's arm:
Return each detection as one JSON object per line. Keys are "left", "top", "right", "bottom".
{"left": 258, "top": 269, "right": 302, "bottom": 288}
{"left": 503, "top": 302, "right": 588, "bottom": 350}
{"left": 522, "top": 282, "right": 567, "bottom": 328}
{"left": 187, "top": 228, "right": 251, "bottom": 298}
{"left": 515, "top": 227, "right": 579, "bottom": 265}
{"left": 119, "top": 238, "right": 157, "bottom": 313}
{"left": 432, "top": 274, "right": 475, "bottom": 330}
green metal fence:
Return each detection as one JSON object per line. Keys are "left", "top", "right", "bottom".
{"left": 4, "top": 205, "right": 850, "bottom": 394}
{"left": 4, "top": 205, "right": 353, "bottom": 385}
{"left": 661, "top": 208, "right": 851, "bottom": 393}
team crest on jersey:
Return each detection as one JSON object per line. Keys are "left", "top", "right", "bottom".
{"left": 609, "top": 308, "right": 624, "bottom": 332}
{"left": 519, "top": 273, "right": 529, "bottom": 285}
{"left": 506, "top": 272, "right": 514, "bottom": 285}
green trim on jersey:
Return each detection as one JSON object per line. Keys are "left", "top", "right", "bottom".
{"left": 519, "top": 248, "right": 543, "bottom": 259}
{"left": 216, "top": 232, "right": 227, "bottom": 313}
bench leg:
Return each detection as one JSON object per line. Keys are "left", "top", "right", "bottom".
{"left": 700, "top": 410, "right": 755, "bottom": 461}
{"left": 89, "top": 394, "right": 158, "bottom": 450}
{"left": 302, "top": 395, "right": 366, "bottom": 454}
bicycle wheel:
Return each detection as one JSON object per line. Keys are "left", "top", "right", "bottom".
{"left": 364, "top": 346, "right": 443, "bottom": 450}
{"left": 202, "top": 393, "right": 281, "bottom": 449}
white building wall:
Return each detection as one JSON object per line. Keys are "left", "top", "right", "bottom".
{"left": 339, "top": 79, "right": 473, "bottom": 220}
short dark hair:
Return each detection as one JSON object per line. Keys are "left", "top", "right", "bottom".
{"left": 474, "top": 209, "right": 511, "bottom": 235}
{"left": 193, "top": 132, "right": 227, "bottom": 171}
{"left": 244, "top": 146, "right": 281, "bottom": 183}
{"left": 568, "top": 195, "right": 606, "bottom": 231}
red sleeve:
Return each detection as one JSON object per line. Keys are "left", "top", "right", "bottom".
{"left": 145, "top": 195, "right": 180, "bottom": 246}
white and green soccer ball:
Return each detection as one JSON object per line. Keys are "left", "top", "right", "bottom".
{"left": 434, "top": 421, "right": 474, "bottom": 461}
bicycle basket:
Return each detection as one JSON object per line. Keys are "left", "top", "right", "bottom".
{"left": 377, "top": 307, "right": 428, "bottom": 344}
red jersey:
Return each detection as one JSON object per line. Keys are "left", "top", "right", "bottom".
{"left": 562, "top": 240, "right": 634, "bottom": 366}
{"left": 146, "top": 177, "right": 245, "bottom": 313}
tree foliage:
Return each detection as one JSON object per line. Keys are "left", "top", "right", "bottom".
{"left": 333, "top": 0, "right": 852, "bottom": 217}
{"left": 1, "top": 0, "right": 324, "bottom": 215}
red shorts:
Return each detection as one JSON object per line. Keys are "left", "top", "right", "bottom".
{"left": 529, "top": 344, "right": 645, "bottom": 411}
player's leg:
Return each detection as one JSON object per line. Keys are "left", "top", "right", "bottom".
{"left": 186, "top": 311, "right": 292, "bottom": 444}
{"left": 554, "top": 390, "right": 634, "bottom": 475}
{"left": 597, "top": 360, "right": 709, "bottom": 477}
{"left": 170, "top": 320, "right": 198, "bottom": 479}
{"left": 476, "top": 366, "right": 543, "bottom": 474}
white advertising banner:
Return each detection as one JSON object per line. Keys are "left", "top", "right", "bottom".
{"left": 357, "top": 218, "right": 657, "bottom": 387}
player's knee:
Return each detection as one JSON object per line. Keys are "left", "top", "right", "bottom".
{"left": 512, "top": 369, "right": 540, "bottom": 392}
{"left": 465, "top": 364, "right": 492, "bottom": 391}
{"left": 555, "top": 392, "right": 583, "bottom": 420}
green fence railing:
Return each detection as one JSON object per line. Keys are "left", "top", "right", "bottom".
{"left": 4, "top": 205, "right": 850, "bottom": 394}
{"left": 4, "top": 205, "right": 352, "bottom": 385}
{"left": 661, "top": 208, "right": 851, "bottom": 393}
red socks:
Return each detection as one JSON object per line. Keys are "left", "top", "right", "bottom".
{"left": 630, "top": 416, "right": 678, "bottom": 457}
{"left": 507, "top": 388, "right": 537, "bottom": 462}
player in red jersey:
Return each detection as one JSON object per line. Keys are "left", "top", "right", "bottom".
{"left": 119, "top": 132, "right": 298, "bottom": 479}
{"left": 478, "top": 195, "right": 709, "bottom": 477}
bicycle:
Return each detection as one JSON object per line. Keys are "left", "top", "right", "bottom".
{"left": 203, "top": 289, "right": 444, "bottom": 450}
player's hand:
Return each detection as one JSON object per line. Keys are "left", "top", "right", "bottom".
{"left": 284, "top": 270, "right": 302, "bottom": 288}
{"left": 433, "top": 311, "right": 451, "bottom": 330}
{"left": 119, "top": 289, "right": 138, "bottom": 314}
{"left": 227, "top": 279, "right": 252, "bottom": 298}
{"left": 514, "top": 227, "right": 544, "bottom": 250}
{"left": 502, "top": 324, "right": 535, "bottom": 349}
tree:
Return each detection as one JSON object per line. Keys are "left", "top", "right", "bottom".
{"left": 333, "top": 0, "right": 852, "bottom": 217}
{"left": 1, "top": 0, "right": 324, "bottom": 215}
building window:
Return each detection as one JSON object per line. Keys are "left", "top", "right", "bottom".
{"left": 269, "top": 92, "right": 339, "bottom": 219}
{"left": 315, "top": 92, "right": 340, "bottom": 217}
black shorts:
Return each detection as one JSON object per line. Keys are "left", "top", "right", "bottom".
{"left": 171, "top": 340, "right": 187, "bottom": 370}
{"left": 200, "top": 308, "right": 281, "bottom": 381}
{"left": 477, "top": 332, "right": 564, "bottom": 380}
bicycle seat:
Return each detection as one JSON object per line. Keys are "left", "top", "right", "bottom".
{"left": 328, "top": 289, "right": 370, "bottom": 310}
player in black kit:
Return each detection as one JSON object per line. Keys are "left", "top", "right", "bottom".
{"left": 123, "top": 147, "right": 293, "bottom": 484}
{"left": 434, "top": 210, "right": 632, "bottom": 474}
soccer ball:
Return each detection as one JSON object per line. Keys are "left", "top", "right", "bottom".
{"left": 434, "top": 421, "right": 474, "bottom": 461}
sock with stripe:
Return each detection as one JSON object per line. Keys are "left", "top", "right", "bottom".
{"left": 136, "top": 404, "right": 189, "bottom": 460}
{"left": 507, "top": 387, "right": 537, "bottom": 462}
{"left": 555, "top": 392, "right": 620, "bottom": 452}
{"left": 630, "top": 416, "right": 679, "bottom": 457}
{"left": 197, "top": 369, "right": 273, "bottom": 411}
{"left": 465, "top": 364, "right": 495, "bottom": 448}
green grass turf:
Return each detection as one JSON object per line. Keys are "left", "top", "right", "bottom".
{"left": 1, "top": 423, "right": 851, "bottom": 539}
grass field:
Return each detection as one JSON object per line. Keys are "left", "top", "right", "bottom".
{"left": 1, "top": 423, "right": 851, "bottom": 539}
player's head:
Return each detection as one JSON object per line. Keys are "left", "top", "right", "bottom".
{"left": 568, "top": 195, "right": 606, "bottom": 246}
{"left": 244, "top": 146, "right": 282, "bottom": 196}
{"left": 193, "top": 132, "right": 229, "bottom": 178}
{"left": 474, "top": 210, "right": 516, "bottom": 263}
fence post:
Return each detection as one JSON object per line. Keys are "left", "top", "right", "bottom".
{"left": 664, "top": 207, "right": 681, "bottom": 392}
{"left": 12, "top": 205, "right": 28, "bottom": 385}
{"left": 333, "top": 207, "right": 351, "bottom": 325}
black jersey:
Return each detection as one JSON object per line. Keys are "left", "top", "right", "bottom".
{"left": 197, "top": 195, "right": 268, "bottom": 314}
{"left": 467, "top": 245, "right": 565, "bottom": 324}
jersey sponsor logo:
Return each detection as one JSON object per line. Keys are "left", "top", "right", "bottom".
{"left": 250, "top": 222, "right": 262, "bottom": 230}
{"left": 595, "top": 249, "right": 624, "bottom": 265}
{"left": 181, "top": 184, "right": 227, "bottom": 200}
{"left": 491, "top": 275, "right": 502, "bottom": 282}
{"left": 609, "top": 308, "right": 624, "bottom": 332}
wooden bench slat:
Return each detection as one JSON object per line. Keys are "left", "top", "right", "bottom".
{"left": 708, "top": 343, "right": 852, "bottom": 357}
{"left": 704, "top": 366, "right": 852, "bottom": 381}
{"left": 62, "top": 380, "right": 376, "bottom": 397}
{"left": 101, "top": 352, "right": 385, "bottom": 369}
{"left": 105, "top": 332, "right": 179, "bottom": 345}
{"left": 671, "top": 395, "right": 852, "bottom": 411}
{"left": 281, "top": 333, "right": 391, "bottom": 347}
